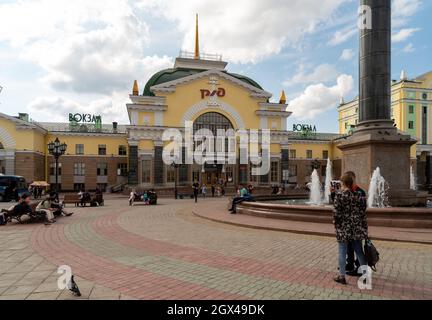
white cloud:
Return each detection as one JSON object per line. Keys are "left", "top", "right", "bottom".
{"left": 329, "top": 27, "right": 357, "bottom": 46}
{"left": 402, "top": 43, "right": 415, "bottom": 53}
{"left": 339, "top": 49, "right": 355, "bottom": 61}
{"left": 392, "top": 0, "right": 422, "bottom": 28}
{"left": 328, "top": 0, "right": 421, "bottom": 47}
{"left": 139, "top": 0, "right": 345, "bottom": 64}
{"left": 0, "top": 0, "right": 172, "bottom": 95}
{"left": 392, "top": 28, "right": 420, "bottom": 43}
{"left": 284, "top": 64, "right": 340, "bottom": 87}
{"left": 289, "top": 74, "right": 354, "bottom": 119}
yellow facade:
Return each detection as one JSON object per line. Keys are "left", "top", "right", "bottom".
{"left": 45, "top": 134, "right": 128, "bottom": 156}
{"left": 338, "top": 71, "right": 432, "bottom": 158}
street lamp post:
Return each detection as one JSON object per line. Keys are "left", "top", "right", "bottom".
{"left": 171, "top": 159, "right": 180, "bottom": 200}
{"left": 48, "top": 138, "right": 67, "bottom": 193}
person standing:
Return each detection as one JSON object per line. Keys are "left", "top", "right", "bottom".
{"left": 202, "top": 185, "right": 207, "bottom": 198}
{"left": 333, "top": 173, "right": 368, "bottom": 285}
{"left": 211, "top": 185, "right": 216, "bottom": 197}
{"left": 192, "top": 181, "right": 200, "bottom": 203}
{"left": 344, "top": 171, "right": 367, "bottom": 276}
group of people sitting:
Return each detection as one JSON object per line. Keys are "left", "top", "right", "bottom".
{"left": 1, "top": 192, "right": 73, "bottom": 226}
{"left": 229, "top": 185, "right": 255, "bottom": 213}
{"left": 271, "top": 184, "right": 285, "bottom": 195}
{"left": 129, "top": 189, "right": 158, "bottom": 206}
{"left": 77, "top": 189, "right": 104, "bottom": 207}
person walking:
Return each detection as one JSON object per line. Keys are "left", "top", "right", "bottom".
{"left": 333, "top": 173, "right": 368, "bottom": 285}
{"left": 192, "top": 181, "right": 200, "bottom": 203}
{"left": 211, "top": 185, "right": 216, "bottom": 197}
{"left": 202, "top": 185, "right": 207, "bottom": 198}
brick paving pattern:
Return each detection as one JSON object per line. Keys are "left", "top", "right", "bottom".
{"left": 0, "top": 197, "right": 431, "bottom": 300}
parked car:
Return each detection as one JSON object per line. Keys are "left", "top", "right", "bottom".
{"left": 0, "top": 175, "right": 28, "bottom": 202}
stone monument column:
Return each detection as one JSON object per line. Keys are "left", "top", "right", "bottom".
{"left": 358, "top": 0, "right": 392, "bottom": 127}
{"left": 338, "top": 0, "right": 425, "bottom": 206}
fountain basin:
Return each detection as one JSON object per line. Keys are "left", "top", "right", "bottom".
{"left": 237, "top": 201, "right": 432, "bottom": 229}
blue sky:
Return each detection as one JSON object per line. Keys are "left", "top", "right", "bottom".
{"left": 0, "top": 0, "right": 430, "bottom": 133}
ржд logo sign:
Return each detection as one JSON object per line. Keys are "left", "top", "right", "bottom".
{"left": 200, "top": 88, "right": 226, "bottom": 99}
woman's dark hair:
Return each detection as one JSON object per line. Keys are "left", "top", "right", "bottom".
{"left": 340, "top": 173, "right": 354, "bottom": 189}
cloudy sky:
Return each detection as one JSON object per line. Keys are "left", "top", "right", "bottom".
{"left": 0, "top": 0, "right": 430, "bottom": 132}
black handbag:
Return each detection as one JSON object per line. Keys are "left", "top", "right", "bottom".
{"left": 364, "top": 238, "right": 380, "bottom": 271}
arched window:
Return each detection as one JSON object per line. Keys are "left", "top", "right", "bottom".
{"left": 0, "top": 142, "right": 4, "bottom": 150}
{"left": 193, "top": 112, "right": 233, "bottom": 135}
{"left": 193, "top": 112, "right": 234, "bottom": 158}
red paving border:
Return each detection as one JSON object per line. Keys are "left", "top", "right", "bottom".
{"left": 91, "top": 210, "right": 431, "bottom": 299}
{"left": 30, "top": 215, "right": 245, "bottom": 300}
{"left": 24, "top": 202, "right": 432, "bottom": 300}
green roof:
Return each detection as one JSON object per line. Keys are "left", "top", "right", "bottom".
{"left": 143, "top": 68, "right": 263, "bottom": 96}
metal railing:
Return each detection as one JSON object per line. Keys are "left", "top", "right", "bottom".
{"left": 179, "top": 50, "right": 223, "bottom": 61}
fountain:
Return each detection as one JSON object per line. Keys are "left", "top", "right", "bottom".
{"left": 323, "top": 158, "right": 333, "bottom": 204}
{"left": 410, "top": 165, "right": 417, "bottom": 191}
{"left": 232, "top": 1, "right": 431, "bottom": 236}
{"left": 309, "top": 169, "right": 323, "bottom": 205}
{"left": 368, "top": 168, "right": 389, "bottom": 208}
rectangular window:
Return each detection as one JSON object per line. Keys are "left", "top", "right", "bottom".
{"left": 49, "top": 163, "right": 62, "bottom": 176}
{"left": 289, "top": 149, "right": 297, "bottom": 159}
{"left": 74, "top": 183, "right": 85, "bottom": 192}
{"left": 192, "top": 170, "right": 200, "bottom": 183}
{"left": 97, "top": 184, "right": 107, "bottom": 192}
{"left": 166, "top": 165, "right": 176, "bottom": 183}
{"left": 225, "top": 166, "right": 234, "bottom": 183}
{"left": 117, "top": 163, "right": 128, "bottom": 176}
{"left": 141, "top": 160, "right": 151, "bottom": 184}
{"left": 75, "top": 144, "right": 84, "bottom": 155}
{"left": 98, "top": 144, "right": 107, "bottom": 156}
{"left": 323, "top": 150, "right": 329, "bottom": 160}
{"left": 97, "top": 163, "right": 108, "bottom": 176}
{"left": 249, "top": 165, "right": 259, "bottom": 183}
{"left": 74, "top": 163, "right": 85, "bottom": 176}
{"left": 409, "top": 105, "right": 415, "bottom": 114}
{"left": 118, "top": 145, "right": 127, "bottom": 156}
{"left": 306, "top": 150, "right": 313, "bottom": 159}
{"left": 270, "top": 161, "right": 279, "bottom": 182}
{"left": 422, "top": 106, "right": 428, "bottom": 145}
{"left": 408, "top": 121, "right": 414, "bottom": 130}
{"left": 288, "top": 165, "right": 297, "bottom": 177}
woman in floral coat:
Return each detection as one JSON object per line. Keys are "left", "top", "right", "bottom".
{"left": 333, "top": 173, "right": 368, "bottom": 285}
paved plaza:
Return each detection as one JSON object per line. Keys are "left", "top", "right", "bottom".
{"left": 0, "top": 197, "right": 431, "bottom": 300}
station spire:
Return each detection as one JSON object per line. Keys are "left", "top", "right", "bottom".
{"left": 279, "top": 90, "right": 287, "bottom": 104}
{"left": 132, "top": 80, "right": 139, "bottom": 96}
{"left": 194, "top": 14, "right": 200, "bottom": 59}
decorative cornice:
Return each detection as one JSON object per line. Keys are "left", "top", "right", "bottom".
{"left": 150, "top": 69, "right": 272, "bottom": 99}
{"left": 259, "top": 102, "right": 288, "bottom": 111}
{"left": 126, "top": 104, "right": 168, "bottom": 112}
{"left": 256, "top": 110, "right": 292, "bottom": 118}
{"left": 129, "top": 95, "right": 166, "bottom": 105}
{"left": 49, "top": 131, "right": 127, "bottom": 138}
